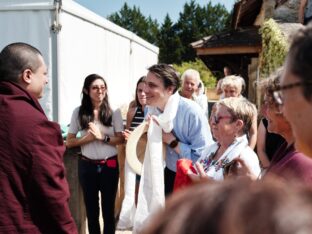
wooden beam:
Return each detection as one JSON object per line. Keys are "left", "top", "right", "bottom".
{"left": 196, "top": 46, "right": 262, "bottom": 55}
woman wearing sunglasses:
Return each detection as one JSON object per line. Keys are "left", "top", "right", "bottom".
{"left": 232, "top": 69, "right": 312, "bottom": 183}
{"left": 189, "top": 97, "right": 261, "bottom": 181}
{"left": 66, "top": 74, "right": 124, "bottom": 234}
{"left": 252, "top": 69, "right": 312, "bottom": 182}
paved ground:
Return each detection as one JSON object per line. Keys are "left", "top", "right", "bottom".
{"left": 116, "top": 231, "right": 132, "bottom": 234}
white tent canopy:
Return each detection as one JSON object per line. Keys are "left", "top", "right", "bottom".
{"left": 0, "top": 0, "right": 159, "bottom": 125}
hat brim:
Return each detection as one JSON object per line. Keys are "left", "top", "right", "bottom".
{"left": 126, "top": 122, "right": 148, "bottom": 175}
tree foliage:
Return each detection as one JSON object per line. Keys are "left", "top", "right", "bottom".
{"left": 108, "top": 1, "right": 230, "bottom": 89}
{"left": 157, "top": 14, "right": 183, "bottom": 64}
{"left": 108, "top": 3, "right": 159, "bottom": 45}
{"left": 108, "top": 1, "right": 231, "bottom": 64}
{"left": 259, "top": 19, "right": 288, "bottom": 78}
{"left": 173, "top": 59, "right": 217, "bottom": 88}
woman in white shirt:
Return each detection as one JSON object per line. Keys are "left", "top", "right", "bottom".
{"left": 190, "top": 97, "right": 261, "bottom": 181}
{"left": 66, "top": 74, "right": 124, "bottom": 234}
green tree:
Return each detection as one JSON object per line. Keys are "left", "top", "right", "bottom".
{"left": 176, "top": 0, "right": 230, "bottom": 62}
{"left": 173, "top": 59, "right": 216, "bottom": 88}
{"left": 176, "top": 0, "right": 201, "bottom": 62}
{"left": 157, "top": 14, "right": 183, "bottom": 64}
{"left": 108, "top": 3, "right": 159, "bottom": 45}
{"left": 108, "top": 1, "right": 231, "bottom": 64}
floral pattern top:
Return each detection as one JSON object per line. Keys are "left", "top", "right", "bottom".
{"left": 197, "top": 135, "right": 261, "bottom": 181}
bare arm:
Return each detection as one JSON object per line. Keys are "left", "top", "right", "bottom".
{"left": 257, "top": 120, "right": 270, "bottom": 168}
{"left": 106, "top": 132, "right": 124, "bottom": 145}
{"left": 299, "top": 0, "right": 308, "bottom": 23}
{"left": 248, "top": 111, "right": 258, "bottom": 149}
{"left": 126, "top": 106, "right": 136, "bottom": 130}
{"left": 66, "top": 132, "right": 95, "bottom": 148}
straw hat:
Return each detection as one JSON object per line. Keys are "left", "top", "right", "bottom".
{"left": 126, "top": 122, "right": 166, "bottom": 175}
{"left": 126, "top": 122, "right": 148, "bottom": 175}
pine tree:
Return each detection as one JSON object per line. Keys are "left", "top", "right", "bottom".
{"left": 157, "top": 14, "right": 183, "bottom": 64}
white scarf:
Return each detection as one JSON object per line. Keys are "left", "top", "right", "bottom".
{"left": 117, "top": 92, "right": 180, "bottom": 233}
{"left": 198, "top": 135, "right": 248, "bottom": 181}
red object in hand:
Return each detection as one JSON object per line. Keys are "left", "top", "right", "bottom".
{"left": 173, "top": 159, "right": 197, "bottom": 192}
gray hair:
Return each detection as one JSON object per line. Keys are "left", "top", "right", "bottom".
{"left": 181, "top": 69, "right": 200, "bottom": 87}
{"left": 221, "top": 75, "right": 246, "bottom": 93}
{"left": 216, "top": 97, "right": 256, "bottom": 134}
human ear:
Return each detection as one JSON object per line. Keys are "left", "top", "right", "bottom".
{"left": 21, "top": 69, "right": 32, "bottom": 84}
{"left": 167, "top": 85, "right": 175, "bottom": 95}
{"left": 235, "top": 119, "right": 244, "bottom": 131}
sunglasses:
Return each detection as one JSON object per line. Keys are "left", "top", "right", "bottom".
{"left": 91, "top": 86, "right": 106, "bottom": 91}
{"left": 273, "top": 81, "right": 312, "bottom": 105}
{"left": 212, "top": 115, "right": 233, "bottom": 124}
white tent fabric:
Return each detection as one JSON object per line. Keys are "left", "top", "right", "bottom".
{"left": 0, "top": 0, "right": 159, "bottom": 124}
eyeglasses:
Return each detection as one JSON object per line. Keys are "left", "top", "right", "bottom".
{"left": 212, "top": 115, "right": 233, "bottom": 124}
{"left": 273, "top": 81, "right": 312, "bottom": 105}
{"left": 91, "top": 86, "right": 106, "bottom": 92}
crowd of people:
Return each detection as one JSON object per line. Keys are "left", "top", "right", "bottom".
{"left": 0, "top": 19, "right": 312, "bottom": 234}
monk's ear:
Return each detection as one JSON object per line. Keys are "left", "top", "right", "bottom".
{"left": 21, "top": 69, "right": 32, "bottom": 84}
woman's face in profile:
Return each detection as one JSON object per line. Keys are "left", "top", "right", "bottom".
{"left": 137, "top": 82, "right": 147, "bottom": 106}
{"left": 223, "top": 85, "right": 241, "bottom": 98}
{"left": 211, "top": 105, "right": 237, "bottom": 143}
{"left": 264, "top": 95, "right": 291, "bottom": 136}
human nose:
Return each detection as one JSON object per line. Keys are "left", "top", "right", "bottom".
{"left": 143, "top": 86, "right": 149, "bottom": 93}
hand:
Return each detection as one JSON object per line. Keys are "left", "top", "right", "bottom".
{"left": 226, "top": 158, "right": 258, "bottom": 180}
{"left": 84, "top": 131, "right": 96, "bottom": 142}
{"left": 88, "top": 122, "right": 103, "bottom": 140}
{"left": 122, "top": 129, "right": 132, "bottom": 141}
{"left": 187, "top": 162, "right": 209, "bottom": 182}
{"left": 162, "top": 131, "right": 176, "bottom": 145}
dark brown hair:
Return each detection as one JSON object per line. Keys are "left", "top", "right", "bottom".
{"left": 78, "top": 74, "right": 112, "bottom": 129}
{"left": 147, "top": 64, "right": 181, "bottom": 93}
{"left": 286, "top": 25, "right": 312, "bottom": 101}
{"left": 141, "top": 178, "right": 312, "bottom": 234}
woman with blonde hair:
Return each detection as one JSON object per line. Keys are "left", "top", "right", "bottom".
{"left": 189, "top": 97, "right": 260, "bottom": 181}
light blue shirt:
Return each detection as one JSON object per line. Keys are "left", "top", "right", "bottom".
{"left": 148, "top": 96, "right": 214, "bottom": 172}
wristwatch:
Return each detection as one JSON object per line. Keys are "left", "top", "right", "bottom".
{"left": 103, "top": 135, "right": 110, "bottom": 143}
{"left": 169, "top": 138, "right": 179, "bottom": 148}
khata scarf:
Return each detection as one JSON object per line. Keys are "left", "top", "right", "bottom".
{"left": 117, "top": 92, "right": 180, "bottom": 233}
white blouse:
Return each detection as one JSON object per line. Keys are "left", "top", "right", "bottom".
{"left": 68, "top": 107, "right": 124, "bottom": 160}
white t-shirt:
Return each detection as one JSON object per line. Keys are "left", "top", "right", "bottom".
{"left": 68, "top": 107, "right": 124, "bottom": 160}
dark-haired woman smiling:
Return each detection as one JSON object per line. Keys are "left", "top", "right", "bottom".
{"left": 66, "top": 74, "right": 124, "bottom": 234}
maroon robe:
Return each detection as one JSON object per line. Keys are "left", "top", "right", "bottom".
{"left": 266, "top": 142, "right": 312, "bottom": 185}
{"left": 0, "top": 81, "right": 77, "bottom": 233}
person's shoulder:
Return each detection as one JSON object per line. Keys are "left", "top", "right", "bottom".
{"left": 179, "top": 96, "right": 201, "bottom": 111}
{"left": 241, "top": 146, "right": 258, "bottom": 159}
{"left": 112, "top": 107, "right": 122, "bottom": 115}
{"left": 289, "top": 151, "right": 312, "bottom": 167}
{"left": 70, "top": 106, "right": 80, "bottom": 113}
{"left": 127, "top": 106, "right": 136, "bottom": 116}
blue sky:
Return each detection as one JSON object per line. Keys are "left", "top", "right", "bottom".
{"left": 75, "top": 0, "right": 236, "bottom": 23}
